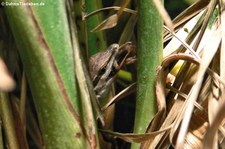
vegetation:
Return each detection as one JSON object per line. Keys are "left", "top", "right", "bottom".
{"left": 0, "top": 0, "right": 225, "bottom": 148}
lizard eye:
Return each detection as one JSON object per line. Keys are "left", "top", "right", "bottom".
{"left": 107, "top": 44, "right": 119, "bottom": 52}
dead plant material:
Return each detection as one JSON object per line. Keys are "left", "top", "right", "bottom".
{"left": 100, "top": 1, "right": 225, "bottom": 148}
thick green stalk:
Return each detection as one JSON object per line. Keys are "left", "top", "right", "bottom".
{"left": 132, "top": 0, "right": 163, "bottom": 148}
{"left": 3, "top": 0, "right": 90, "bottom": 148}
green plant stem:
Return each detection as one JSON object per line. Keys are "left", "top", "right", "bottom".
{"left": 0, "top": 93, "right": 19, "bottom": 149}
{"left": 132, "top": 0, "right": 163, "bottom": 148}
{"left": 0, "top": 123, "right": 3, "bottom": 149}
{"left": 4, "top": 0, "right": 89, "bottom": 148}
{"left": 84, "top": 0, "right": 106, "bottom": 57}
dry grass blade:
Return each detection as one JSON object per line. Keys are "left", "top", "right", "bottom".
{"left": 145, "top": 100, "right": 183, "bottom": 148}
{"left": 164, "top": 11, "right": 204, "bottom": 56}
{"left": 91, "top": 14, "right": 118, "bottom": 32}
{"left": 117, "top": 0, "right": 131, "bottom": 18}
{"left": 207, "top": 89, "right": 219, "bottom": 148}
{"left": 119, "top": 12, "right": 137, "bottom": 44}
{"left": 102, "top": 83, "right": 136, "bottom": 111}
{"left": 91, "top": 0, "right": 133, "bottom": 32}
{"left": 144, "top": 2, "right": 223, "bottom": 147}
{"left": 164, "top": 0, "right": 210, "bottom": 43}
{"left": 175, "top": 23, "right": 222, "bottom": 149}
{"left": 83, "top": 6, "right": 137, "bottom": 20}
{"left": 172, "top": 0, "right": 210, "bottom": 31}
{"left": 153, "top": 0, "right": 174, "bottom": 31}
{"left": 164, "top": 26, "right": 200, "bottom": 60}
{"left": 192, "top": 0, "right": 217, "bottom": 51}
{"left": 220, "top": 0, "right": 225, "bottom": 78}
{"left": 142, "top": 53, "right": 200, "bottom": 148}
{"left": 203, "top": 101, "right": 225, "bottom": 149}
{"left": 100, "top": 125, "right": 172, "bottom": 143}
{"left": 202, "top": 2, "right": 225, "bottom": 148}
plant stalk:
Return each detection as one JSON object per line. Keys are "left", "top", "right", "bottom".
{"left": 132, "top": 0, "right": 163, "bottom": 148}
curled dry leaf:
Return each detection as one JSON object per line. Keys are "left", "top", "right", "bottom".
{"left": 99, "top": 125, "right": 172, "bottom": 143}
{"left": 91, "top": 14, "right": 118, "bottom": 32}
{"left": 102, "top": 83, "right": 136, "bottom": 111}
{"left": 0, "top": 58, "right": 15, "bottom": 91}
{"left": 90, "top": 0, "right": 132, "bottom": 32}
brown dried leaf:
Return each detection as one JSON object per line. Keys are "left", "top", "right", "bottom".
{"left": 153, "top": 0, "right": 174, "bottom": 31}
{"left": 176, "top": 22, "right": 222, "bottom": 149}
{"left": 100, "top": 125, "right": 172, "bottom": 143}
{"left": 203, "top": 101, "right": 225, "bottom": 149}
{"left": 91, "top": 14, "right": 118, "bottom": 32}
{"left": 172, "top": 0, "right": 209, "bottom": 32}
{"left": 91, "top": 0, "right": 132, "bottom": 32}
